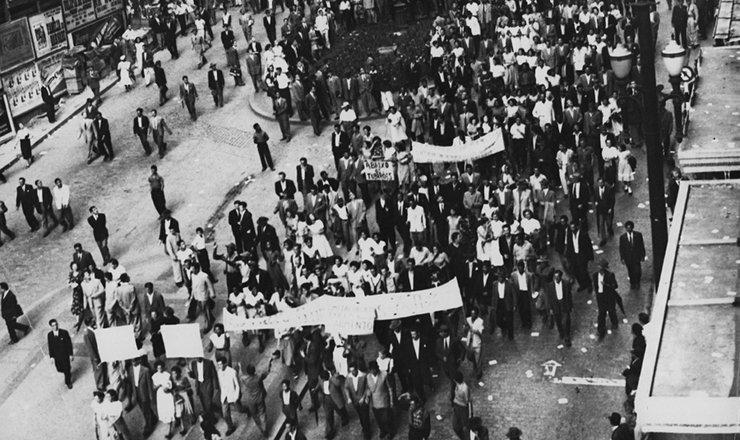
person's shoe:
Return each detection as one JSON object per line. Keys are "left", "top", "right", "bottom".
{"left": 225, "top": 427, "right": 236, "bottom": 436}
{"left": 67, "top": 383, "right": 73, "bottom": 389}
{"left": 42, "top": 230, "right": 51, "bottom": 238}
{"left": 598, "top": 240, "right": 606, "bottom": 247}
{"left": 9, "top": 340, "right": 16, "bottom": 345}
{"left": 565, "top": 338, "right": 572, "bottom": 347}
{"left": 270, "top": 168, "right": 275, "bottom": 171}
{"left": 476, "top": 372, "right": 483, "bottom": 380}
{"left": 180, "top": 430, "right": 187, "bottom": 436}
{"left": 262, "top": 167, "right": 267, "bottom": 172}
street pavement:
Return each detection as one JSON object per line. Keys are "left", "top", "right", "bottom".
{"left": 0, "top": 2, "right": 687, "bottom": 439}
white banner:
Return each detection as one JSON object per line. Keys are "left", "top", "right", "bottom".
{"left": 223, "top": 280, "right": 463, "bottom": 334}
{"left": 411, "top": 129, "right": 505, "bottom": 163}
{"left": 160, "top": 324, "right": 204, "bottom": 359}
{"left": 95, "top": 326, "right": 140, "bottom": 363}
{"left": 365, "top": 160, "right": 395, "bottom": 181}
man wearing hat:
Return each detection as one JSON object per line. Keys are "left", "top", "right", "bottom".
{"left": 592, "top": 259, "right": 619, "bottom": 339}
{"left": 506, "top": 426, "right": 523, "bottom": 440}
{"left": 465, "top": 417, "right": 490, "bottom": 440}
{"left": 608, "top": 412, "right": 634, "bottom": 440}
{"left": 339, "top": 101, "right": 358, "bottom": 134}
{"left": 207, "top": 63, "right": 225, "bottom": 107}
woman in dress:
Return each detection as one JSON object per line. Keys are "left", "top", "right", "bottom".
{"left": 91, "top": 391, "right": 108, "bottom": 440}
{"left": 386, "top": 106, "right": 408, "bottom": 144}
{"left": 430, "top": 243, "right": 450, "bottom": 278}
{"left": 69, "top": 262, "right": 85, "bottom": 331}
{"left": 134, "top": 37, "right": 145, "bottom": 77}
{"left": 687, "top": 10, "right": 699, "bottom": 48}
{"left": 14, "top": 123, "right": 33, "bottom": 167}
{"left": 447, "top": 207, "right": 462, "bottom": 244}
{"left": 103, "top": 389, "right": 132, "bottom": 440}
{"left": 307, "top": 214, "right": 334, "bottom": 264}
{"left": 264, "top": 240, "right": 289, "bottom": 290}
{"left": 396, "top": 142, "right": 414, "bottom": 193}
{"left": 476, "top": 217, "right": 493, "bottom": 264}
{"left": 618, "top": 142, "right": 634, "bottom": 194}
{"left": 152, "top": 360, "right": 177, "bottom": 438}
{"left": 171, "top": 366, "right": 195, "bottom": 434}
{"left": 150, "top": 309, "right": 167, "bottom": 359}
{"left": 117, "top": 55, "right": 133, "bottom": 92}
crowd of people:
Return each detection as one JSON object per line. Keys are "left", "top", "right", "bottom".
{"left": 0, "top": 0, "right": 697, "bottom": 437}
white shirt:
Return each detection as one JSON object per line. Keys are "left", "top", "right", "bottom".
{"left": 282, "top": 390, "right": 291, "bottom": 404}
{"left": 598, "top": 272, "right": 604, "bottom": 293}
{"left": 197, "top": 360, "right": 204, "bottom": 382}
{"left": 516, "top": 272, "right": 528, "bottom": 290}
{"left": 572, "top": 231, "right": 580, "bottom": 253}
{"left": 497, "top": 282, "right": 506, "bottom": 299}
{"left": 217, "top": 366, "right": 240, "bottom": 403}
{"left": 191, "top": 234, "right": 206, "bottom": 251}
{"left": 412, "top": 338, "right": 420, "bottom": 359}
{"left": 52, "top": 184, "right": 70, "bottom": 209}
{"left": 406, "top": 205, "right": 426, "bottom": 232}
{"left": 555, "top": 280, "right": 563, "bottom": 300}
{"left": 133, "top": 364, "right": 141, "bottom": 387}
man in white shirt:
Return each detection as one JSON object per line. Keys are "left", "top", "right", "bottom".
{"left": 464, "top": 307, "right": 485, "bottom": 379}
{"left": 191, "top": 263, "right": 215, "bottom": 330}
{"left": 406, "top": 199, "right": 427, "bottom": 246}
{"left": 52, "top": 177, "right": 73, "bottom": 231}
{"left": 216, "top": 357, "right": 242, "bottom": 436}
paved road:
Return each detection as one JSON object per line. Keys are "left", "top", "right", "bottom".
{"left": 0, "top": 2, "right": 687, "bottom": 439}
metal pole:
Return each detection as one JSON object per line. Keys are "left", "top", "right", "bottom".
{"left": 633, "top": 2, "right": 669, "bottom": 285}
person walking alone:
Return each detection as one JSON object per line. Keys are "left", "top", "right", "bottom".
{"left": 149, "top": 165, "right": 167, "bottom": 216}
{"left": 93, "top": 112, "right": 114, "bottom": 162}
{"left": 133, "top": 108, "right": 152, "bottom": 156}
{"left": 274, "top": 95, "right": 291, "bottom": 141}
{"left": 0, "top": 201, "right": 16, "bottom": 245}
{"left": 252, "top": 123, "right": 275, "bottom": 172}
{"left": 208, "top": 63, "right": 225, "bottom": 107}
{"left": 1, "top": 283, "right": 29, "bottom": 344}
{"left": 87, "top": 206, "right": 112, "bottom": 265}
{"left": 179, "top": 76, "right": 199, "bottom": 121}
{"left": 52, "top": 178, "right": 73, "bottom": 231}
{"left": 149, "top": 109, "right": 172, "bottom": 159}
{"left": 47, "top": 319, "right": 74, "bottom": 389}
{"left": 154, "top": 61, "right": 168, "bottom": 106}
{"left": 16, "top": 177, "right": 39, "bottom": 232}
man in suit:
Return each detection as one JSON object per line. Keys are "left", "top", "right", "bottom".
{"left": 16, "top": 177, "right": 40, "bottom": 231}
{"left": 208, "top": 63, "right": 225, "bottom": 107}
{"left": 33, "top": 179, "right": 58, "bottom": 236}
{"left": 303, "top": 331, "right": 324, "bottom": 412}
{"left": 93, "top": 112, "right": 114, "bottom": 161}
{"left": 341, "top": 73, "right": 360, "bottom": 114}
{"left": 305, "top": 85, "right": 322, "bottom": 136}
{"left": 142, "top": 282, "right": 165, "bottom": 325}
{"left": 429, "top": 195, "right": 449, "bottom": 247}
{"left": 435, "top": 324, "right": 464, "bottom": 384}
{"left": 239, "top": 201, "right": 256, "bottom": 253}
{"left": 330, "top": 124, "right": 350, "bottom": 172}
{"left": 274, "top": 94, "right": 291, "bottom": 142}
{"left": 284, "top": 420, "right": 307, "bottom": 440}
{"left": 247, "top": 259, "right": 273, "bottom": 295}
{"left": 544, "top": 270, "right": 573, "bottom": 346}
{"left": 179, "top": 75, "right": 199, "bottom": 121}
{"left": 366, "top": 361, "right": 393, "bottom": 439}
{"left": 344, "top": 363, "right": 371, "bottom": 439}
{"left": 619, "top": 221, "right": 646, "bottom": 289}
{"left": 274, "top": 172, "right": 297, "bottom": 199}
{"left": 397, "top": 258, "right": 431, "bottom": 292}
{"left": 132, "top": 107, "right": 152, "bottom": 155}
{"left": 473, "top": 261, "right": 495, "bottom": 319}
{"left": 47, "top": 319, "right": 74, "bottom": 388}
{"left": 593, "top": 260, "right": 619, "bottom": 339}
{"left": 263, "top": 9, "right": 276, "bottom": 44}
{"left": 568, "top": 172, "right": 591, "bottom": 229}
{"left": 128, "top": 354, "right": 157, "bottom": 435}
{"left": 227, "top": 201, "right": 245, "bottom": 253}
{"left": 465, "top": 417, "right": 490, "bottom": 440}
{"left": 72, "top": 243, "right": 96, "bottom": 269}
{"left": 149, "top": 109, "right": 172, "bottom": 159}
{"left": 511, "top": 261, "right": 534, "bottom": 329}
{"left": 246, "top": 46, "right": 263, "bottom": 93}
{"left": 491, "top": 269, "right": 515, "bottom": 339}
{"left": 431, "top": 115, "right": 455, "bottom": 146}
{"left": 221, "top": 24, "right": 235, "bottom": 50}
{"left": 1, "top": 283, "right": 29, "bottom": 344}
{"left": 593, "top": 177, "right": 615, "bottom": 246}
{"left": 87, "top": 206, "right": 111, "bottom": 265}
{"left": 494, "top": 180, "right": 513, "bottom": 224}
{"left": 386, "top": 319, "right": 409, "bottom": 393}
{"left": 191, "top": 357, "right": 220, "bottom": 419}
{"left": 82, "top": 317, "right": 107, "bottom": 391}
{"left": 565, "top": 220, "right": 594, "bottom": 292}
{"left": 374, "top": 191, "right": 395, "bottom": 255}
{"left": 41, "top": 83, "right": 55, "bottom": 122}
{"left": 215, "top": 357, "right": 241, "bottom": 436}
{"left": 403, "top": 325, "right": 434, "bottom": 402}
{"left": 115, "top": 274, "right": 141, "bottom": 339}
{"left": 609, "top": 412, "right": 635, "bottom": 440}
{"left": 296, "top": 157, "right": 315, "bottom": 206}
{"left": 315, "top": 369, "right": 348, "bottom": 439}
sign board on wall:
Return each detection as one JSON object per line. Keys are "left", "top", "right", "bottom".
{"left": 2, "top": 64, "right": 43, "bottom": 117}
{"left": 37, "top": 52, "right": 67, "bottom": 97}
{"left": 0, "top": 19, "right": 36, "bottom": 73}
{"left": 95, "top": 0, "right": 125, "bottom": 20}
{"left": 62, "top": 0, "right": 97, "bottom": 31}
{"left": 28, "top": 7, "right": 68, "bottom": 58}
{"left": 0, "top": 95, "right": 16, "bottom": 140}
{"left": 71, "top": 11, "right": 125, "bottom": 48}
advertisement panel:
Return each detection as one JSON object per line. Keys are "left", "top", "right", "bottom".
{"left": 62, "top": 0, "right": 97, "bottom": 31}
{"left": 71, "top": 11, "right": 125, "bottom": 48}
{"left": 0, "top": 95, "right": 15, "bottom": 140}
{"left": 28, "top": 7, "right": 68, "bottom": 58}
{"left": 37, "top": 52, "right": 67, "bottom": 97}
{"left": 94, "top": 0, "right": 125, "bottom": 20}
{"left": 0, "top": 19, "right": 36, "bottom": 73}
{"left": 2, "top": 63, "right": 43, "bottom": 117}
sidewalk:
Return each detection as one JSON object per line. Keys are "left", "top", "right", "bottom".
{"left": 0, "top": 74, "right": 119, "bottom": 176}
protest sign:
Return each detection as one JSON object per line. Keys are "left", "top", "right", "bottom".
{"left": 411, "top": 129, "right": 505, "bottom": 163}
{"left": 364, "top": 160, "right": 395, "bottom": 181}
{"left": 223, "top": 280, "right": 463, "bottom": 334}
{"left": 160, "top": 324, "right": 204, "bottom": 359}
{"left": 95, "top": 326, "right": 140, "bottom": 363}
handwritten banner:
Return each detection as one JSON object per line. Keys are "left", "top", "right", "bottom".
{"left": 411, "top": 129, "right": 505, "bottom": 163}
{"left": 224, "top": 280, "right": 463, "bottom": 335}
{"left": 365, "top": 160, "right": 395, "bottom": 181}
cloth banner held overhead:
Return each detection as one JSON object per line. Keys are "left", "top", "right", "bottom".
{"left": 411, "top": 129, "right": 505, "bottom": 163}
{"left": 94, "top": 326, "right": 141, "bottom": 363}
{"left": 223, "top": 280, "right": 463, "bottom": 334}
{"left": 160, "top": 324, "right": 204, "bottom": 359}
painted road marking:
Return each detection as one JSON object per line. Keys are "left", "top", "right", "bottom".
{"left": 552, "top": 377, "right": 623, "bottom": 387}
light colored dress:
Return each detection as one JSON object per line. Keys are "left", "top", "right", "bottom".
{"left": 447, "top": 215, "right": 461, "bottom": 244}
{"left": 618, "top": 149, "right": 634, "bottom": 182}
{"left": 476, "top": 224, "right": 492, "bottom": 262}
{"left": 386, "top": 111, "right": 408, "bottom": 143}
{"left": 153, "top": 371, "right": 176, "bottom": 423}
{"left": 396, "top": 151, "right": 414, "bottom": 188}
{"left": 118, "top": 60, "right": 133, "bottom": 87}
{"left": 309, "top": 220, "right": 334, "bottom": 258}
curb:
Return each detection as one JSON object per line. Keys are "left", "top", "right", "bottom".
{"left": 0, "top": 77, "right": 120, "bottom": 177}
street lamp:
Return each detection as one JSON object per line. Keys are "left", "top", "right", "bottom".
{"left": 661, "top": 40, "right": 687, "bottom": 143}
{"left": 610, "top": 44, "right": 633, "bottom": 91}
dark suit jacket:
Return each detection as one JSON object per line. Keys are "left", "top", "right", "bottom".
{"left": 159, "top": 217, "right": 180, "bottom": 243}
{"left": 544, "top": 279, "right": 573, "bottom": 315}
{"left": 143, "top": 291, "right": 166, "bottom": 317}
{"left": 402, "top": 336, "right": 433, "bottom": 373}
{"left": 208, "top": 69, "right": 225, "bottom": 90}
{"left": 296, "top": 164, "right": 315, "bottom": 193}
{"left": 274, "top": 179, "right": 297, "bottom": 198}
{"left": 34, "top": 186, "right": 54, "bottom": 211}
{"left": 41, "top": 85, "right": 54, "bottom": 105}
{"left": 73, "top": 250, "right": 96, "bottom": 270}
{"left": 611, "top": 423, "right": 634, "bottom": 440}
{"left": 397, "top": 266, "right": 431, "bottom": 292}
{"left": 190, "top": 359, "right": 219, "bottom": 400}
{"left": 474, "top": 271, "right": 495, "bottom": 306}
{"left": 568, "top": 181, "right": 591, "bottom": 213}
{"left": 341, "top": 77, "right": 359, "bottom": 102}
{"left": 331, "top": 131, "right": 350, "bottom": 156}
{"left": 16, "top": 184, "right": 36, "bottom": 210}
{"left": 221, "top": 30, "right": 235, "bottom": 49}
{"left": 593, "top": 183, "right": 615, "bottom": 214}
{"left": 491, "top": 280, "right": 516, "bottom": 312}
{"left": 1, "top": 290, "right": 21, "bottom": 320}
{"left": 48, "top": 329, "right": 73, "bottom": 372}
{"left": 375, "top": 199, "right": 394, "bottom": 231}
{"left": 565, "top": 230, "right": 594, "bottom": 261}
{"left": 87, "top": 214, "right": 109, "bottom": 241}
{"left": 592, "top": 270, "right": 618, "bottom": 305}
{"left": 94, "top": 118, "right": 111, "bottom": 141}
{"left": 128, "top": 363, "right": 155, "bottom": 405}
{"left": 248, "top": 268, "right": 273, "bottom": 293}
{"left": 619, "top": 231, "right": 646, "bottom": 264}
{"left": 435, "top": 335, "right": 464, "bottom": 373}
{"left": 263, "top": 15, "right": 276, "bottom": 38}
{"left": 133, "top": 115, "right": 150, "bottom": 136}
